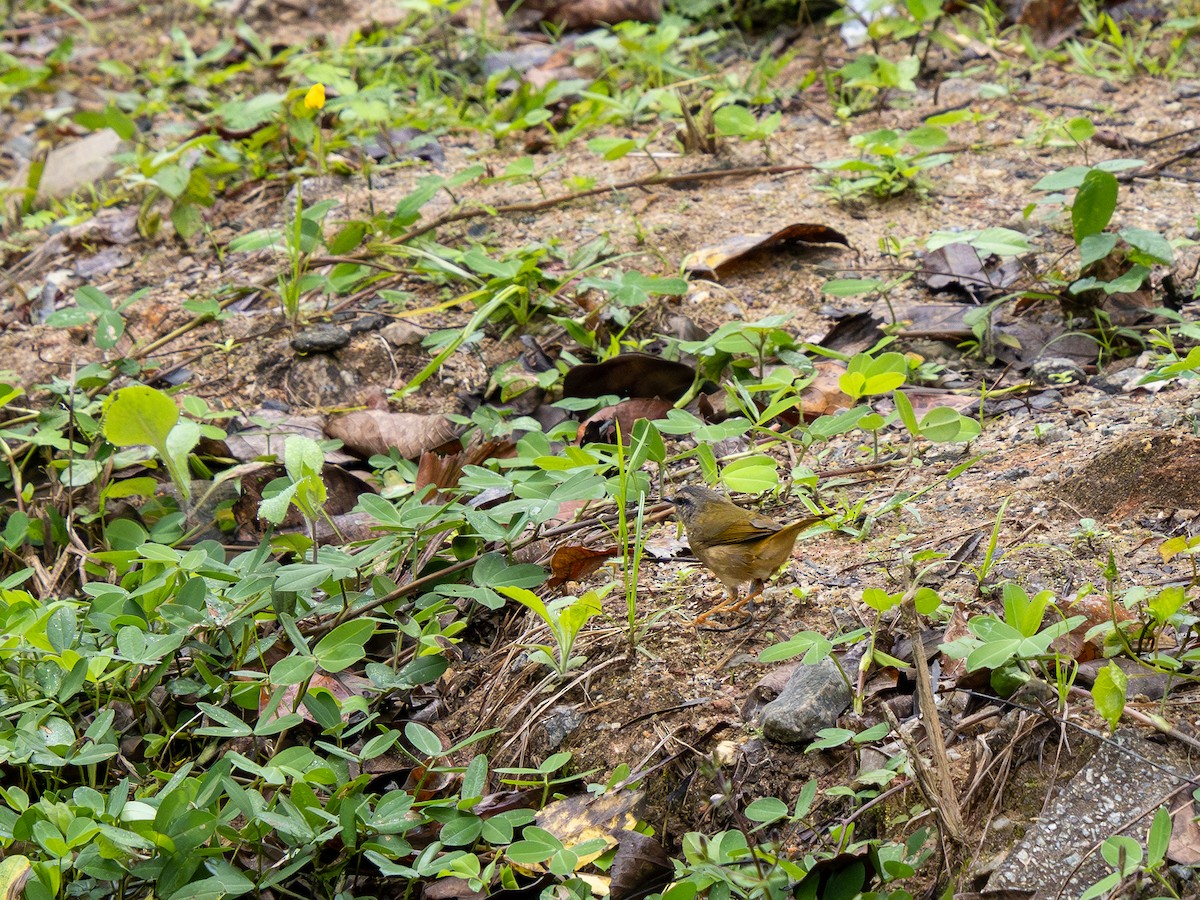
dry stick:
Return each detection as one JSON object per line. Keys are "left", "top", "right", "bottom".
{"left": 1068, "top": 685, "right": 1200, "bottom": 753}
{"left": 306, "top": 501, "right": 676, "bottom": 636}
{"left": 901, "top": 589, "right": 966, "bottom": 843}
{"left": 1120, "top": 140, "right": 1200, "bottom": 183}
{"left": 493, "top": 655, "right": 626, "bottom": 764}
{"left": 394, "top": 163, "right": 816, "bottom": 245}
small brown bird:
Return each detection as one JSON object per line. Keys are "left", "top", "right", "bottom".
{"left": 671, "top": 485, "right": 822, "bottom": 624}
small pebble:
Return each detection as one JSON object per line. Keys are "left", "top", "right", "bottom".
{"left": 291, "top": 324, "right": 350, "bottom": 354}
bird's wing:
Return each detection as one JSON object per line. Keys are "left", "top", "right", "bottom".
{"left": 713, "top": 516, "right": 782, "bottom": 544}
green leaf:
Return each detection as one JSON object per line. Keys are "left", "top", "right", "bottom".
{"left": 258, "top": 481, "right": 298, "bottom": 525}
{"left": 918, "top": 407, "right": 980, "bottom": 443}
{"left": 713, "top": 105, "right": 759, "bottom": 136}
{"left": 171, "top": 202, "right": 204, "bottom": 240}
{"left": 1147, "top": 805, "right": 1171, "bottom": 866}
{"left": 103, "top": 386, "right": 178, "bottom": 450}
{"left": 153, "top": 164, "right": 190, "bottom": 199}
{"left": 1100, "top": 835, "right": 1142, "bottom": 875}
{"left": 1092, "top": 661, "right": 1127, "bottom": 730}
{"left": 759, "top": 631, "right": 833, "bottom": 664}
{"left": 1079, "top": 233, "right": 1118, "bottom": 267}
{"left": 893, "top": 389, "right": 919, "bottom": 436}
{"left": 587, "top": 137, "right": 636, "bottom": 160}
{"left": 1065, "top": 116, "right": 1095, "bottom": 144}
{"left": 719, "top": 455, "right": 778, "bottom": 493}
{"left": 328, "top": 221, "right": 368, "bottom": 255}
{"left": 1072, "top": 169, "right": 1118, "bottom": 242}
{"left": 93, "top": 310, "right": 126, "bottom": 349}
{"left": 823, "top": 278, "right": 888, "bottom": 297}
{"left": 405, "top": 721, "right": 445, "bottom": 758}
{"left": 1034, "top": 166, "right": 1091, "bottom": 191}
{"left": 862, "top": 588, "right": 899, "bottom": 612}
{"left": 313, "top": 619, "right": 376, "bottom": 673}
{"left": 270, "top": 656, "right": 316, "bottom": 685}
{"left": 744, "top": 797, "right": 789, "bottom": 824}
{"left": 1119, "top": 227, "right": 1174, "bottom": 265}
{"left": 1002, "top": 583, "right": 1047, "bottom": 637}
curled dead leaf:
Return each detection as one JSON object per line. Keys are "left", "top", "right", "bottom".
{"left": 546, "top": 545, "right": 619, "bottom": 589}
{"left": 416, "top": 439, "right": 517, "bottom": 503}
{"left": 922, "top": 242, "right": 1023, "bottom": 300}
{"left": 577, "top": 398, "right": 674, "bottom": 444}
{"left": 683, "top": 223, "right": 850, "bottom": 279}
{"left": 609, "top": 831, "right": 672, "bottom": 900}
{"left": 327, "top": 410, "right": 460, "bottom": 459}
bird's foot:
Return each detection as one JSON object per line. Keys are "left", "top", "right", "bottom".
{"left": 695, "top": 592, "right": 761, "bottom": 631}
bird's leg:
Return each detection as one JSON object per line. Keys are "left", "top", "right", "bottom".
{"left": 695, "top": 588, "right": 744, "bottom": 625}
{"left": 743, "top": 579, "right": 765, "bottom": 618}
{"left": 695, "top": 581, "right": 765, "bottom": 625}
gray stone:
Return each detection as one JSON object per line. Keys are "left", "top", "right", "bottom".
{"left": 28, "top": 129, "right": 131, "bottom": 203}
{"left": 540, "top": 706, "right": 583, "bottom": 750}
{"left": 760, "top": 657, "right": 852, "bottom": 744}
{"left": 349, "top": 313, "right": 388, "bottom": 335}
{"left": 291, "top": 324, "right": 350, "bottom": 354}
{"left": 986, "top": 731, "right": 1200, "bottom": 897}
{"left": 1030, "top": 357, "right": 1086, "bottom": 386}
{"left": 1093, "top": 367, "right": 1148, "bottom": 394}
{"left": 381, "top": 320, "right": 425, "bottom": 347}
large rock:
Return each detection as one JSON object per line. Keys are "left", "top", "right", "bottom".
{"left": 986, "top": 730, "right": 1200, "bottom": 896}
{"left": 24, "top": 129, "right": 131, "bottom": 204}
{"left": 760, "top": 657, "right": 852, "bottom": 744}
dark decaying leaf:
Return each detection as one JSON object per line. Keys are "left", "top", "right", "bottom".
{"left": 922, "top": 242, "right": 1023, "bottom": 300}
{"left": 609, "top": 831, "right": 673, "bottom": 900}
{"left": 682, "top": 223, "right": 850, "bottom": 279}
{"left": 546, "top": 545, "right": 620, "bottom": 588}
{"left": 232, "top": 463, "right": 376, "bottom": 535}
{"left": 563, "top": 353, "right": 702, "bottom": 401}
{"left": 416, "top": 440, "right": 517, "bottom": 503}
{"left": 577, "top": 398, "right": 674, "bottom": 444}
{"left": 327, "top": 410, "right": 461, "bottom": 459}
{"left": 519, "top": 334, "right": 559, "bottom": 371}
{"left": 494, "top": 0, "right": 661, "bottom": 29}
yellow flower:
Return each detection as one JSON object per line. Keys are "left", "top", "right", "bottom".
{"left": 304, "top": 83, "right": 326, "bottom": 111}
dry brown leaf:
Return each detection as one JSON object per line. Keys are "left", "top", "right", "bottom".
{"left": 1170, "top": 798, "right": 1200, "bottom": 865}
{"left": 577, "top": 398, "right": 674, "bottom": 444}
{"left": 416, "top": 439, "right": 517, "bottom": 503}
{"left": 683, "top": 223, "right": 850, "bottom": 279}
{"left": 495, "top": 0, "right": 660, "bottom": 29}
{"left": 546, "top": 545, "right": 619, "bottom": 588}
{"left": 922, "top": 242, "right": 1024, "bottom": 299}
{"left": 263, "top": 671, "right": 374, "bottom": 726}
{"left": 327, "top": 410, "right": 460, "bottom": 459}
{"left": 219, "top": 410, "right": 356, "bottom": 464}
{"left": 1052, "top": 596, "right": 1135, "bottom": 662}
{"left": 800, "top": 360, "right": 852, "bottom": 420}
